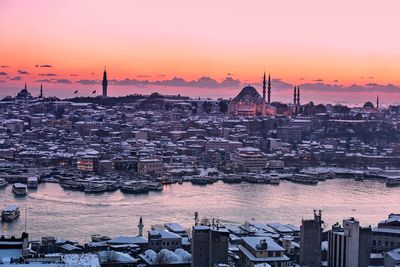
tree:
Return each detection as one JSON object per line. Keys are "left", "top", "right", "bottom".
{"left": 218, "top": 100, "right": 228, "bottom": 113}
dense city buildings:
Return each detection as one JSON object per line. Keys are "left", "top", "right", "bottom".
{"left": 0, "top": 79, "right": 400, "bottom": 266}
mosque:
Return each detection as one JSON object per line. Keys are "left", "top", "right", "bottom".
{"left": 228, "top": 73, "right": 276, "bottom": 116}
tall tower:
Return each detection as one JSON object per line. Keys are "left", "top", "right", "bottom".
{"left": 262, "top": 72, "right": 266, "bottom": 101}
{"left": 297, "top": 86, "right": 301, "bottom": 114}
{"left": 262, "top": 72, "right": 266, "bottom": 115}
{"left": 24, "top": 83, "right": 27, "bottom": 90}
{"left": 102, "top": 67, "right": 108, "bottom": 97}
{"left": 376, "top": 96, "right": 379, "bottom": 109}
{"left": 300, "top": 210, "right": 323, "bottom": 267}
{"left": 293, "top": 85, "right": 297, "bottom": 115}
{"left": 39, "top": 83, "right": 43, "bottom": 98}
{"left": 267, "top": 73, "right": 271, "bottom": 104}
{"left": 138, "top": 217, "right": 144, "bottom": 236}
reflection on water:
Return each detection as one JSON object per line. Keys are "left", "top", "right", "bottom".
{"left": 0, "top": 180, "right": 398, "bottom": 242}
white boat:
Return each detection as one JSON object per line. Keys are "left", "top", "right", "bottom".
{"left": 266, "top": 173, "right": 280, "bottom": 185}
{"left": 12, "top": 183, "right": 27, "bottom": 196}
{"left": 0, "top": 178, "right": 7, "bottom": 187}
{"left": 27, "top": 176, "right": 38, "bottom": 189}
{"left": 1, "top": 205, "right": 20, "bottom": 221}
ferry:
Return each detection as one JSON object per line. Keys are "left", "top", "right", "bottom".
{"left": 290, "top": 174, "right": 318, "bottom": 185}
{"left": 266, "top": 173, "right": 280, "bottom": 185}
{"left": 120, "top": 181, "right": 150, "bottom": 194}
{"left": 27, "top": 176, "right": 38, "bottom": 189}
{"left": 1, "top": 205, "right": 20, "bottom": 221}
{"left": 222, "top": 174, "right": 242, "bottom": 184}
{"left": 385, "top": 176, "right": 400, "bottom": 187}
{"left": 84, "top": 182, "right": 108, "bottom": 193}
{"left": 12, "top": 183, "right": 27, "bottom": 196}
{"left": 0, "top": 178, "right": 7, "bottom": 188}
{"left": 191, "top": 176, "right": 217, "bottom": 185}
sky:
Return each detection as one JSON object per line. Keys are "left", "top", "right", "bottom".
{"left": 0, "top": 0, "right": 400, "bottom": 105}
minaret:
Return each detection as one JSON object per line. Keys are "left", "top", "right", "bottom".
{"left": 297, "top": 86, "right": 301, "bottom": 115}
{"left": 267, "top": 73, "right": 271, "bottom": 104}
{"left": 102, "top": 67, "right": 108, "bottom": 97}
{"left": 138, "top": 217, "right": 144, "bottom": 236}
{"left": 262, "top": 72, "right": 266, "bottom": 102}
{"left": 24, "top": 83, "right": 27, "bottom": 90}
{"left": 262, "top": 72, "right": 266, "bottom": 115}
{"left": 39, "top": 83, "right": 43, "bottom": 98}
{"left": 376, "top": 96, "right": 379, "bottom": 110}
{"left": 293, "top": 85, "right": 297, "bottom": 115}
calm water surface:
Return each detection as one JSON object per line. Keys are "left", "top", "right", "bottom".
{"left": 0, "top": 180, "right": 398, "bottom": 242}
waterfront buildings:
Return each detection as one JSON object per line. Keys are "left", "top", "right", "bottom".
{"left": 327, "top": 218, "right": 371, "bottom": 267}
{"left": 232, "top": 147, "right": 267, "bottom": 171}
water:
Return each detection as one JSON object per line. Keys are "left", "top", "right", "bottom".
{"left": 0, "top": 180, "right": 398, "bottom": 242}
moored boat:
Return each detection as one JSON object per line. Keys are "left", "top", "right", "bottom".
{"left": 0, "top": 178, "right": 7, "bottom": 188}
{"left": 1, "top": 205, "right": 20, "bottom": 221}
{"left": 290, "top": 174, "right": 318, "bottom": 185}
{"left": 386, "top": 176, "right": 400, "bottom": 187}
{"left": 222, "top": 174, "right": 242, "bottom": 184}
{"left": 12, "top": 183, "right": 27, "bottom": 196}
{"left": 266, "top": 173, "right": 280, "bottom": 185}
{"left": 27, "top": 176, "right": 38, "bottom": 189}
{"left": 84, "top": 182, "right": 108, "bottom": 193}
{"left": 120, "top": 181, "right": 150, "bottom": 194}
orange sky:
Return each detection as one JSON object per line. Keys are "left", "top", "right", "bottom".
{"left": 0, "top": 0, "right": 400, "bottom": 103}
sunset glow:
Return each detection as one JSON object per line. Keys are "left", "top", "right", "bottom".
{"left": 1, "top": 0, "right": 400, "bottom": 104}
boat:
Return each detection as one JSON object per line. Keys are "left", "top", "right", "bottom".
{"left": 120, "top": 181, "right": 150, "bottom": 194}
{"left": 222, "top": 174, "right": 242, "bottom": 184}
{"left": 0, "top": 178, "right": 7, "bottom": 188}
{"left": 386, "top": 176, "right": 400, "bottom": 187}
{"left": 266, "top": 173, "right": 280, "bottom": 185}
{"left": 84, "top": 182, "right": 108, "bottom": 193}
{"left": 146, "top": 181, "right": 163, "bottom": 191}
{"left": 290, "top": 174, "right": 318, "bottom": 185}
{"left": 191, "top": 176, "right": 217, "bottom": 185}
{"left": 104, "top": 180, "right": 119, "bottom": 191}
{"left": 1, "top": 205, "right": 20, "bottom": 221}
{"left": 12, "top": 183, "right": 27, "bottom": 196}
{"left": 27, "top": 176, "right": 38, "bottom": 189}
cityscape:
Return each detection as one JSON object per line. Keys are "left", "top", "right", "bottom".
{"left": 1, "top": 1, "right": 400, "bottom": 267}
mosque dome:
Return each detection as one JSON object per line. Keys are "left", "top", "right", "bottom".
{"left": 231, "top": 85, "right": 263, "bottom": 103}
{"left": 363, "top": 101, "right": 375, "bottom": 109}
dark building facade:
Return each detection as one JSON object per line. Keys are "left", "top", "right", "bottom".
{"left": 300, "top": 210, "right": 323, "bottom": 267}
{"left": 191, "top": 225, "right": 229, "bottom": 267}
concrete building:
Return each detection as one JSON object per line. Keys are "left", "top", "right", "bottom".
{"left": 137, "top": 158, "right": 164, "bottom": 176}
{"left": 384, "top": 248, "right": 400, "bottom": 267}
{"left": 232, "top": 147, "right": 267, "bottom": 171}
{"left": 327, "top": 218, "right": 371, "bottom": 267}
{"left": 238, "top": 236, "right": 289, "bottom": 267}
{"left": 147, "top": 230, "right": 182, "bottom": 252}
{"left": 372, "top": 214, "right": 400, "bottom": 253}
{"left": 191, "top": 225, "right": 229, "bottom": 267}
{"left": 300, "top": 210, "right": 323, "bottom": 267}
